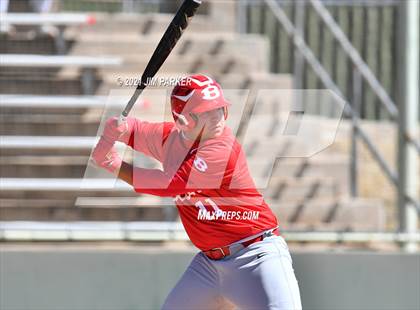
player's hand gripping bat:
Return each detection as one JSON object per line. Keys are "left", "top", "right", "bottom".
{"left": 118, "top": 0, "right": 202, "bottom": 125}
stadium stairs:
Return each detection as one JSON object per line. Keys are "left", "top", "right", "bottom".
{"left": 0, "top": 9, "right": 386, "bottom": 233}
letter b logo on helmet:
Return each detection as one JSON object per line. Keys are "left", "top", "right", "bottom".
{"left": 201, "top": 85, "right": 221, "bottom": 100}
{"left": 170, "top": 74, "right": 230, "bottom": 127}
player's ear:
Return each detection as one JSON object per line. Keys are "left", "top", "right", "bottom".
{"left": 189, "top": 112, "right": 199, "bottom": 128}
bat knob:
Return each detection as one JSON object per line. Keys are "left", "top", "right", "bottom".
{"left": 118, "top": 114, "right": 127, "bottom": 126}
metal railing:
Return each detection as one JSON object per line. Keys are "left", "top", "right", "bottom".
{"left": 240, "top": 0, "right": 416, "bottom": 121}
{"left": 239, "top": 0, "right": 420, "bottom": 251}
{"left": 1, "top": 0, "right": 417, "bottom": 246}
{"left": 310, "top": 0, "right": 420, "bottom": 152}
{"left": 61, "top": 0, "right": 165, "bottom": 13}
{"left": 1, "top": 221, "right": 419, "bottom": 243}
{"left": 239, "top": 0, "right": 420, "bottom": 249}
{"left": 254, "top": 0, "right": 418, "bottom": 207}
{"left": 60, "top": 0, "right": 209, "bottom": 14}
{"left": 237, "top": 0, "right": 419, "bottom": 249}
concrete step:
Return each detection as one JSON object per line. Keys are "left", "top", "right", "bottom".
{"left": 243, "top": 135, "right": 344, "bottom": 165}
{"left": 242, "top": 114, "right": 343, "bottom": 141}
{"left": 0, "top": 36, "right": 62, "bottom": 54}
{"left": 0, "top": 114, "right": 100, "bottom": 136}
{"left": 99, "top": 54, "right": 265, "bottom": 75}
{"left": 0, "top": 155, "right": 91, "bottom": 178}
{"left": 1, "top": 106, "right": 91, "bottom": 116}
{"left": 0, "top": 76, "right": 86, "bottom": 95}
{"left": 71, "top": 33, "right": 269, "bottom": 68}
{"left": 0, "top": 148, "right": 348, "bottom": 183}
{"left": 258, "top": 176, "right": 340, "bottom": 203}
{"left": 71, "top": 13, "right": 230, "bottom": 36}
{"left": 0, "top": 151, "right": 341, "bottom": 199}
{"left": 0, "top": 94, "right": 160, "bottom": 115}
{"left": 0, "top": 155, "right": 157, "bottom": 179}
{"left": 0, "top": 114, "right": 172, "bottom": 136}
{"left": 217, "top": 73, "right": 293, "bottom": 90}
{"left": 0, "top": 204, "right": 169, "bottom": 222}
{"left": 0, "top": 178, "right": 177, "bottom": 221}
{"left": 270, "top": 198, "right": 386, "bottom": 232}
{"left": 0, "top": 196, "right": 384, "bottom": 230}
{"left": 0, "top": 180, "right": 162, "bottom": 201}
{"left": 0, "top": 57, "right": 273, "bottom": 96}
{"left": 0, "top": 100, "right": 171, "bottom": 136}
{"left": 100, "top": 72, "right": 292, "bottom": 94}
{"left": 248, "top": 90, "right": 346, "bottom": 116}
{"left": 247, "top": 155, "right": 349, "bottom": 185}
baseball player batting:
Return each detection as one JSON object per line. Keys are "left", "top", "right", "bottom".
{"left": 92, "top": 75, "right": 302, "bottom": 309}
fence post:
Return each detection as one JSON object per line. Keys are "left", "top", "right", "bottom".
{"left": 122, "top": 0, "right": 135, "bottom": 13}
{"left": 293, "top": 0, "right": 305, "bottom": 89}
{"left": 236, "top": 0, "right": 247, "bottom": 34}
{"left": 397, "top": 0, "right": 419, "bottom": 252}
{"left": 350, "top": 67, "right": 362, "bottom": 197}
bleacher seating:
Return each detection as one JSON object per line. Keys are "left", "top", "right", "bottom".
{"left": 0, "top": 54, "right": 122, "bottom": 94}
{"left": 0, "top": 7, "right": 386, "bottom": 234}
{"left": 0, "top": 13, "right": 96, "bottom": 54}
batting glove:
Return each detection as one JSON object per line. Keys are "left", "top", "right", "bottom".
{"left": 92, "top": 137, "right": 122, "bottom": 174}
{"left": 102, "top": 117, "right": 136, "bottom": 144}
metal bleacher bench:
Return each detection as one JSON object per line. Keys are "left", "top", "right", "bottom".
{"left": 0, "top": 94, "right": 150, "bottom": 109}
{"left": 0, "top": 13, "right": 96, "bottom": 26}
{"left": 0, "top": 13, "right": 96, "bottom": 53}
{"left": 0, "top": 54, "right": 122, "bottom": 94}
{"left": 0, "top": 94, "right": 108, "bottom": 108}
{"left": 0, "top": 178, "right": 170, "bottom": 206}
{"left": 0, "top": 221, "right": 187, "bottom": 241}
{"left": 0, "top": 136, "right": 97, "bottom": 149}
{"left": 0, "top": 178, "right": 129, "bottom": 191}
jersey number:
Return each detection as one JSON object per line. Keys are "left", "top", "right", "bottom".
{"left": 195, "top": 198, "right": 222, "bottom": 215}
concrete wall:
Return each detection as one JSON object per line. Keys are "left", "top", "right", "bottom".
{"left": 1, "top": 246, "right": 419, "bottom": 310}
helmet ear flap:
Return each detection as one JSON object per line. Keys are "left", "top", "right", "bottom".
{"left": 188, "top": 112, "right": 198, "bottom": 129}
{"left": 174, "top": 112, "right": 197, "bottom": 131}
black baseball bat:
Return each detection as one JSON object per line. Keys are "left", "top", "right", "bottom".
{"left": 119, "top": 0, "right": 202, "bottom": 123}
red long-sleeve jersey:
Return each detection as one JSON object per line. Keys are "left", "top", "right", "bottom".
{"left": 126, "top": 119, "right": 278, "bottom": 251}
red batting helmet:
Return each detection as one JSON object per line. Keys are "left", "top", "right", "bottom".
{"left": 171, "top": 75, "right": 230, "bottom": 129}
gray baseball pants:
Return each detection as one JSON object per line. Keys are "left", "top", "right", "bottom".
{"left": 162, "top": 235, "right": 302, "bottom": 310}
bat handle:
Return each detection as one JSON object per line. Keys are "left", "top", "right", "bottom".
{"left": 119, "top": 83, "right": 146, "bottom": 126}
{"left": 118, "top": 112, "right": 127, "bottom": 126}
